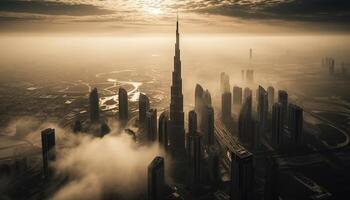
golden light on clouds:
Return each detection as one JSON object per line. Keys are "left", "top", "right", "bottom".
{"left": 145, "top": 7, "right": 163, "bottom": 15}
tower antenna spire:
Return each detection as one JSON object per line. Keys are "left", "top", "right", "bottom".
{"left": 176, "top": 11, "right": 179, "bottom": 32}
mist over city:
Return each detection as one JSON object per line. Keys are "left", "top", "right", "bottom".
{"left": 0, "top": 0, "right": 350, "bottom": 200}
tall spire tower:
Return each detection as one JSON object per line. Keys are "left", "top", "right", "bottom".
{"left": 169, "top": 15, "right": 185, "bottom": 156}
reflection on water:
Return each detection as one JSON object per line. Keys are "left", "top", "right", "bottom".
{"left": 99, "top": 71, "right": 143, "bottom": 111}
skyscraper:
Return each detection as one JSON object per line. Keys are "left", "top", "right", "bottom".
{"left": 257, "top": 86, "right": 268, "bottom": 131}
{"left": 251, "top": 119, "right": 261, "bottom": 150}
{"left": 288, "top": 104, "right": 303, "bottom": 144}
{"left": 230, "top": 149, "right": 254, "bottom": 200}
{"left": 195, "top": 84, "right": 204, "bottom": 113}
{"left": 278, "top": 90, "right": 288, "bottom": 124}
{"left": 203, "top": 106, "right": 215, "bottom": 147}
{"left": 244, "top": 87, "right": 252, "bottom": 100}
{"left": 41, "top": 128, "right": 55, "bottom": 178}
{"left": 118, "top": 87, "right": 128, "bottom": 121}
{"left": 238, "top": 95, "right": 252, "bottom": 143}
{"left": 187, "top": 110, "right": 202, "bottom": 186}
{"left": 264, "top": 157, "right": 279, "bottom": 200}
{"left": 148, "top": 156, "right": 165, "bottom": 200}
{"left": 139, "top": 93, "right": 150, "bottom": 125}
{"left": 221, "top": 92, "right": 232, "bottom": 121}
{"left": 159, "top": 111, "right": 170, "bottom": 151}
{"left": 89, "top": 88, "right": 100, "bottom": 123}
{"left": 267, "top": 86, "right": 275, "bottom": 111}
{"left": 272, "top": 103, "right": 283, "bottom": 148}
{"left": 146, "top": 109, "right": 157, "bottom": 142}
{"left": 169, "top": 16, "right": 185, "bottom": 156}
{"left": 208, "top": 145, "right": 220, "bottom": 185}
{"left": 220, "top": 72, "right": 230, "bottom": 93}
{"left": 233, "top": 86, "right": 243, "bottom": 105}
{"left": 203, "top": 89, "right": 212, "bottom": 106}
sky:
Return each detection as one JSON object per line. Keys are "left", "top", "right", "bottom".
{"left": 0, "top": 0, "right": 349, "bottom": 35}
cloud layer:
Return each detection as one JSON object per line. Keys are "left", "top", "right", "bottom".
{"left": 52, "top": 127, "right": 167, "bottom": 200}
{"left": 0, "top": 0, "right": 349, "bottom": 34}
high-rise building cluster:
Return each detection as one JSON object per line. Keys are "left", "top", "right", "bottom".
{"left": 35, "top": 17, "right": 312, "bottom": 200}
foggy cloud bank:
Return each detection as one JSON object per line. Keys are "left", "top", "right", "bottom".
{"left": 2, "top": 118, "right": 168, "bottom": 200}
{"left": 52, "top": 127, "right": 167, "bottom": 200}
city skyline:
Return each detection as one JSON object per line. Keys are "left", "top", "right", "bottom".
{"left": 0, "top": 2, "right": 350, "bottom": 200}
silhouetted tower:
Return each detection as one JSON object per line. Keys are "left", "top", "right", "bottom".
{"left": 264, "top": 157, "right": 279, "bottom": 200}
{"left": 139, "top": 93, "right": 150, "bottom": 125}
{"left": 118, "top": 87, "right": 128, "bottom": 121}
{"left": 187, "top": 110, "right": 202, "bottom": 186}
{"left": 230, "top": 149, "right": 254, "bottom": 200}
{"left": 221, "top": 92, "right": 232, "bottom": 121}
{"left": 199, "top": 89, "right": 214, "bottom": 147}
{"left": 148, "top": 156, "right": 165, "bottom": 200}
{"left": 220, "top": 72, "right": 231, "bottom": 93}
{"left": 203, "top": 89, "right": 212, "bottom": 106}
{"left": 89, "top": 88, "right": 100, "bottom": 122}
{"left": 267, "top": 86, "right": 275, "bottom": 111}
{"left": 272, "top": 103, "right": 283, "bottom": 148}
{"left": 238, "top": 95, "right": 252, "bottom": 143}
{"left": 195, "top": 84, "right": 204, "bottom": 114}
{"left": 204, "top": 106, "right": 215, "bottom": 146}
{"left": 288, "top": 104, "right": 303, "bottom": 144}
{"left": 41, "top": 128, "right": 55, "bottom": 179}
{"left": 169, "top": 16, "right": 185, "bottom": 156}
{"left": 208, "top": 145, "right": 220, "bottom": 185}
{"left": 249, "top": 48, "right": 253, "bottom": 60}
{"left": 159, "top": 111, "right": 170, "bottom": 151}
{"left": 252, "top": 119, "right": 261, "bottom": 150}
{"left": 257, "top": 86, "right": 268, "bottom": 131}
{"left": 233, "top": 86, "right": 243, "bottom": 105}
{"left": 146, "top": 109, "right": 157, "bottom": 142}
{"left": 278, "top": 90, "right": 288, "bottom": 124}
{"left": 244, "top": 87, "right": 252, "bottom": 100}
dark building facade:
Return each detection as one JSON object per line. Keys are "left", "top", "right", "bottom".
{"left": 203, "top": 106, "right": 215, "bottom": 147}
{"left": 230, "top": 149, "right": 254, "bottom": 200}
{"left": 118, "top": 87, "right": 128, "bottom": 121}
{"left": 208, "top": 145, "right": 220, "bottom": 185}
{"left": 89, "top": 88, "right": 100, "bottom": 123}
{"left": 148, "top": 156, "right": 165, "bottom": 200}
{"left": 238, "top": 95, "right": 252, "bottom": 143}
{"left": 159, "top": 111, "right": 170, "bottom": 151}
{"left": 139, "top": 93, "right": 150, "bottom": 125}
{"left": 195, "top": 84, "right": 204, "bottom": 114}
{"left": 267, "top": 86, "right": 275, "bottom": 111}
{"left": 272, "top": 103, "right": 283, "bottom": 148}
{"left": 257, "top": 86, "right": 268, "bottom": 131}
{"left": 233, "top": 86, "right": 243, "bottom": 105}
{"left": 221, "top": 92, "right": 232, "bottom": 121}
{"left": 288, "top": 104, "right": 303, "bottom": 144}
{"left": 146, "top": 109, "right": 157, "bottom": 142}
{"left": 264, "top": 157, "right": 279, "bottom": 200}
{"left": 251, "top": 119, "right": 261, "bottom": 150}
{"left": 278, "top": 90, "right": 288, "bottom": 124}
{"left": 169, "top": 17, "right": 185, "bottom": 156}
{"left": 41, "top": 128, "right": 56, "bottom": 178}
{"left": 186, "top": 110, "right": 202, "bottom": 186}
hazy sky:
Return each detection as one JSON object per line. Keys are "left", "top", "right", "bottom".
{"left": 0, "top": 0, "right": 349, "bottom": 35}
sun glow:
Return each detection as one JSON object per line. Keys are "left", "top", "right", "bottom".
{"left": 146, "top": 7, "right": 163, "bottom": 15}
